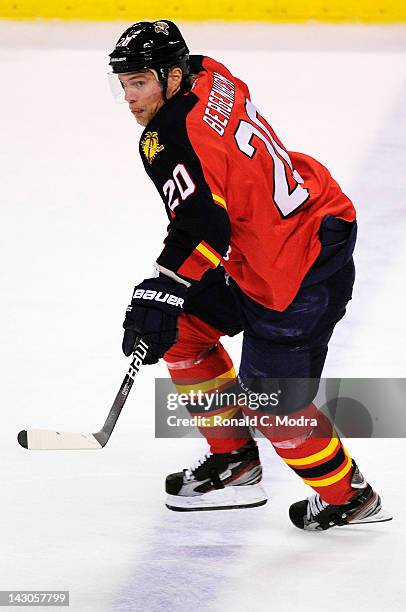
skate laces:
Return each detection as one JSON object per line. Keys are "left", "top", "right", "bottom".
{"left": 184, "top": 451, "right": 213, "bottom": 481}
{"left": 307, "top": 493, "right": 329, "bottom": 519}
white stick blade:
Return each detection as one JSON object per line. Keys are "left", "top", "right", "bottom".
{"left": 26, "top": 429, "right": 102, "bottom": 450}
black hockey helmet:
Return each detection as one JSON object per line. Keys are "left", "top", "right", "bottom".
{"left": 109, "top": 20, "right": 190, "bottom": 82}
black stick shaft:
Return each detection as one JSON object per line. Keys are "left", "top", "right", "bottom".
{"left": 93, "top": 340, "right": 149, "bottom": 446}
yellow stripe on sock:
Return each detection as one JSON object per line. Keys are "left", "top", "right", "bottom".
{"left": 303, "top": 449, "right": 352, "bottom": 487}
{"left": 282, "top": 434, "right": 340, "bottom": 467}
{"left": 174, "top": 367, "right": 236, "bottom": 394}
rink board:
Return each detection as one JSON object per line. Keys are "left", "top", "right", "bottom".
{"left": 1, "top": 0, "right": 406, "bottom": 22}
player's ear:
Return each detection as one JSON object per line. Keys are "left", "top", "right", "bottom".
{"left": 167, "top": 67, "right": 183, "bottom": 99}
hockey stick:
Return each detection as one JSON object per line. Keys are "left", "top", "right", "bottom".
{"left": 17, "top": 340, "right": 149, "bottom": 450}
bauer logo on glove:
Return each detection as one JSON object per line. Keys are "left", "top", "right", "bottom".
{"left": 132, "top": 288, "right": 185, "bottom": 307}
{"left": 122, "top": 275, "right": 187, "bottom": 363}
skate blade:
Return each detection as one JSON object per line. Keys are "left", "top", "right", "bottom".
{"left": 348, "top": 508, "right": 393, "bottom": 525}
{"left": 166, "top": 484, "right": 268, "bottom": 512}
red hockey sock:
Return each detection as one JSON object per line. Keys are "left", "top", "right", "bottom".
{"left": 246, "top": 402, "right": 354, "bottom": 504}
{"left": 165, "top": 314, "right": 251, "bottom": 454}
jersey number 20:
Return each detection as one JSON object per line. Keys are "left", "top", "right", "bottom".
{"left": 234, "top": 99, "right": 309, "bottom": 217}
{"left": 163, "top": 163, "right": 196, "bottom": 213}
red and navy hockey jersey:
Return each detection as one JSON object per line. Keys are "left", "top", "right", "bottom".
{"left": 139, "top": 56, "right": 356, "bottom": 311}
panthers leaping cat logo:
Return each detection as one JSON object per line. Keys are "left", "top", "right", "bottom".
{"left": 154, "top": 21, "right": 170, "bottom": 35}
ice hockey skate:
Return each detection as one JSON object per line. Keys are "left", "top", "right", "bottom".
{"left": 289, "top": 461, "right": 393, "bottom": 531}
{"left": 165, "top": 440, "right": 268, "bottom": 511}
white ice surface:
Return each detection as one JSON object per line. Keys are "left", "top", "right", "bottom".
{"left": 1, "top": 21, "right": 405, "bottom": 612}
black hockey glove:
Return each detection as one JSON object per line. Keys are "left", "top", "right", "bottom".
{"left": 122, "top": 276, "right": 187, "bottom": 364}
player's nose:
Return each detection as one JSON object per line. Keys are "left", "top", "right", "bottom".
{"left": 124, "top": 86, "right": 136, "bottom": 104}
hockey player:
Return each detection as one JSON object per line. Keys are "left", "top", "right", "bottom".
{"left": 108, "top": 21, "right": 391, "bottom": 530}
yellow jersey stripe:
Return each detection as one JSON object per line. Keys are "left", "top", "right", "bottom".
{"left": 282, "top": 435, "right": 340, "bottom": 467}
{"left": 303, "top": 449, "right": 352, "bottom": 487}
{"left": 174, "top": 367, "right": 236, "bottom": 395}
{"left": 212, "top": 193, "right": 227, "bottom": 209}
{"left": 195, "top": 242, "right": 221, "bottom": 267}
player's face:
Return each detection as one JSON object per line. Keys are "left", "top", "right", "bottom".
{"left": 118, "top": 71, "right": 165, "bottom": 126}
